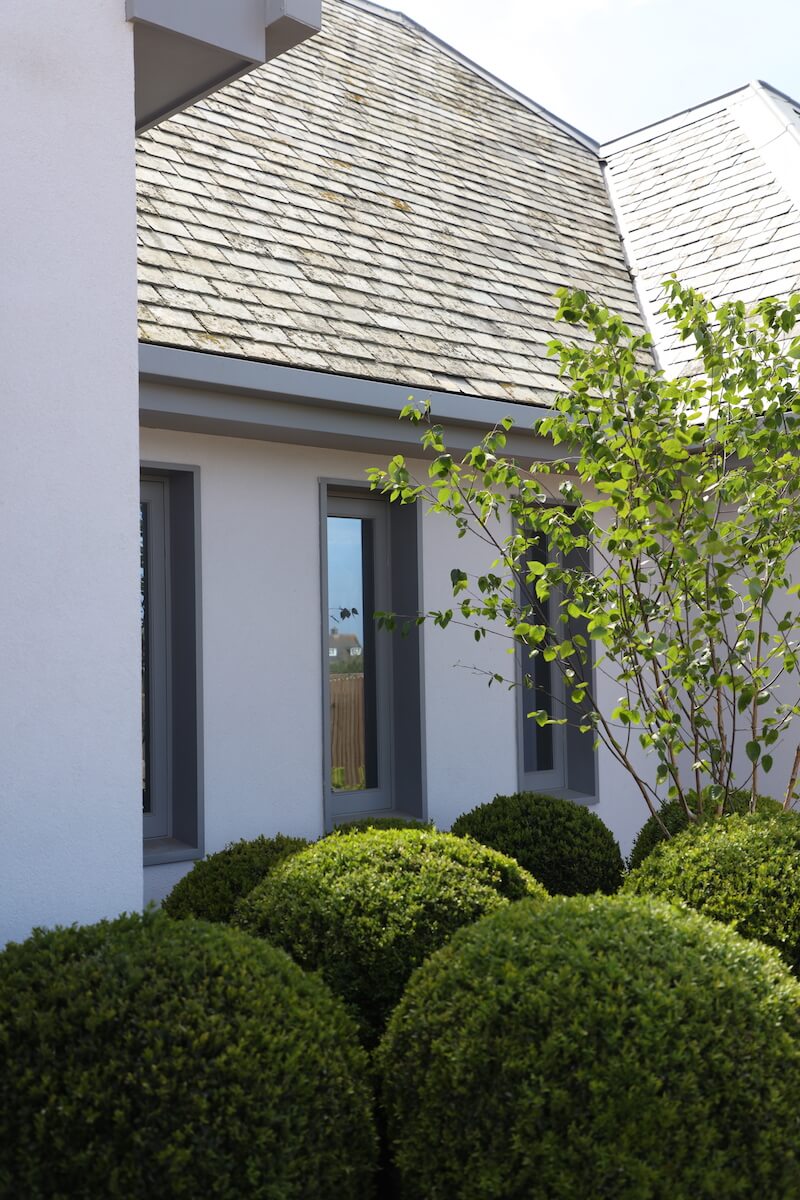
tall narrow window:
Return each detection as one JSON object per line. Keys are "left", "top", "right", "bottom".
{"left": 517, "top": 532, "right": 596, "bottom": 797}
{"left": 518, "top": 532, "right": 565, "bottom": 789}
{"left": 140, "top": 469, "right": 201, "bottom": 860}
{"left": 325, "top": 497, "right": 390, "bottom": 814}
{"left": 141, "top": 478, "right": 171, "bottom": 839}
{"left": 322, "top": 487, "right": 424, "bottom": 826}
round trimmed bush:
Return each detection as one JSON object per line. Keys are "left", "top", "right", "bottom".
{"left": 161, "top": 833, "right": 308, "bottom": 923}
{"left": 235, "top": 828, "right": 548, "bottom": 1041}
{"left": 377, "top": 895, "right": 800, "bottom": 1199}
{"left": 627, "top": 790, "right": 782, "bottom": 870}
{"left": 451, "top": 791, "right": 624, "bottom": 895}
{"left": 0, "top": 912, "right": 376, "bottom": 1199}
{"left": 624, "top": 812, "right": 800, "bottom": 970}
{"left": 332, "top": 816, "right": 433, "bottom": 834}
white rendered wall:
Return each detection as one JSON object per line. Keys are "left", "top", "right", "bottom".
{"left": 139, "top": 428, "right": 520, "bottom": 902}
{"left": 0, "top": 2, "right": 142, "bottom": 942}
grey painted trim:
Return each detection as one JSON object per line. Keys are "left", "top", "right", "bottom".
{"left": 127, "top": 0, "right": 269, "bottom": 61}
{"left": 339, "top": 0, "right": 598, "bottom": 153}
{"left": 139, "top": 344, "right": 557, "bottom": 460}
{"left": 140, "top": 462, "right": 205, "bottom": 867}
{"left": 129, "top": 0, "right": 321, "bottom": 131}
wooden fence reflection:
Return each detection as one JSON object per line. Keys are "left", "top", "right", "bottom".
{"left": 330, "top": 673, "right": 365, "bottom": 790}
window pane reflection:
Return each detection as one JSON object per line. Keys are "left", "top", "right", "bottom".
{"left": 327, "top": 516, "right": 378, "bottom": 791}
{"left": 521, "top": 533, "right": 554, "bottom": 773}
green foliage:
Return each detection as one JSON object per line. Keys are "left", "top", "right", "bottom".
{"left": 0, "top": 911, "right": 377, "bottom": 1199}
{"left": 161, "top": 834, "right": 308, "bottom": 923}
{"left": 625, "top": 812, "right": 800, "bottom": 970}
{"left": 235, "top": 828, "right": 547, "bottom": 1042}
{"left": 627, "top": 789, "right": 782, "bottom": 870}
{"left": 332, "top": 816, "right": 433, "bottom": 833}
{"left": 370, "top": 282, "right": 800, "bottom": 820}
{"left": 451, "top": 791, "right": 623, "bottom": 895}
{"left": 377, "top": 895, "right": 800, "bottom": 1199}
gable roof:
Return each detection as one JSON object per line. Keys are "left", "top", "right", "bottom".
{"left": 136, "top": 0, "right": 643, "bottom": 406}
{"left": 602, "top": 81, "right": 800, "bottom": 375}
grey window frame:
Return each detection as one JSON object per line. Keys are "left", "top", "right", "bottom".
{"left": 320, "top": 481, "right": 426, "bottom": 829}
{"left": 516, "top": 533, "right": 597, "bottom": 800}
{"left": 140, "top": 465, "right": 203, "bottom": 865}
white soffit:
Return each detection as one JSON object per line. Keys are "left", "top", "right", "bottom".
{"left": 128, "top": 0, "right": 322, "bottom": 131}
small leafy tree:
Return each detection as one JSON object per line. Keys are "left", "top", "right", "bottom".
{"left": 369, "top": 281, "right": 800, "bottom": 826}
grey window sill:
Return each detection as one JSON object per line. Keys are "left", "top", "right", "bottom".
{"left": 144, "top": 837, "right": 202, "bottom": 867}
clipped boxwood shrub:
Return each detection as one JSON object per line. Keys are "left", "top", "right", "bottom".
{"left": 451, "top": 791, "right": 624, "bottom": 895}
{"left": 624, "top": 812, "right": 800, "bottom": 970}
{"left": 162, "top": 833, "right": 308, "bottom": 923}
{"left": 377, "top": 895, "right": 800, "bottom": 1199}
{"left": 627, "top": 790, "right": 782, "bottom": 870}
{"left": 0, "top": 912, "right": 376, "bottom": 1200}
{"left": 235, "top": 828, "right": 547, "bottom": 1041}
{"left": 332, "top": 816, "right": 433, "bottom": 834}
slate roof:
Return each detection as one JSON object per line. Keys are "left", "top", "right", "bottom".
{"left": 603, "top": 82, "right": 800, "bottom": 375}
{"left": 135, "top": 0, "right": 643, "bottom": 406}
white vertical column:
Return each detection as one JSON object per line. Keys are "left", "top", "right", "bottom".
{"left": 0, "top": 1, "right": 143, "bottom": 942}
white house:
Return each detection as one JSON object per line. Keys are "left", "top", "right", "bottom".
{"left": 4, "top": 0, "right": 800, "bottom": 942}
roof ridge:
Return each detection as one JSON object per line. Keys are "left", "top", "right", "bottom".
{"left": 600, "top": 84, "right": 753, "bottom": 155}
{"left": 336, "top": 0, "right": 598, "bottom": 154}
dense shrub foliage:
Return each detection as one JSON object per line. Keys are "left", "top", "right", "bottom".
{"left": 235, "top": 828, "right": 547, "bottom": 1041}
{"left": 451, "top": 791, "right": 624, "bottom": 895}
{"left": 625, "top": 812, "right": 800, "bottom": 970}
{"left": 377, "top": 895, "right": 800, "bottom": 1199}
{"left": 0, "top": 912, "right": 377, "bottom": 1200}
{"left": 162, "top": 833, "right": 308, "bottom": 923}
{"left": 627, "top": 791, "right": 782, "bottom": 870}
{"left": 332, "top": 816, "right": 433, "bottom": 833}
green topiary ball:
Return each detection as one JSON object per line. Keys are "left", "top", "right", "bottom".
{"left": 0, "top": 912, "right": 377, "bottom": 1200}
{"left": 235, "top": 828, "right": 547, "bottom": 1042}
{"left": 161, "top": 833, "right": 308, "bottom": 923}
{"left": 627, "top": 790, "right": 782, "bottom": 871}
{"left": 332, "top": 816, "right": 433, "bottom": 833}
{"left": 624, "top": 812, "right": 800, "bottom": 970}
{"left": 377, "top": 895, "right": 800, "bottom": 1199}
{"left": 451, "top": 792, "right": 624, "bottom": 895}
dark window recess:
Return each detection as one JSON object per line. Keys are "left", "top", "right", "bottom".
{"left": 140, "top": 470, "right": 200, "bottom": 858}
{"left": 517, "top": 533, "right": 596, "bottom": 797}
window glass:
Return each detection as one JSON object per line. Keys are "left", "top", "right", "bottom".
{"left": 519, "top": 533, "right": 555, "bottom": 774}
{"left": 326, "top": 516, "right": 378, "bottom": 791}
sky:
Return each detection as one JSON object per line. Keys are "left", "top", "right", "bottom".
{"left": 391, "top": 0, "right": 800, "bottom": 144}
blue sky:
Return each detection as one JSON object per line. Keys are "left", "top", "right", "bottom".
{"left": 394, "top": 0, "right": 800, "bottom": 143}
{"left": 327, "top": 517, "right": 365, "bottom": 642}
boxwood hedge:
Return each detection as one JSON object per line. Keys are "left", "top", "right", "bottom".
{"left": 0, "top": 912, "right": 377, "bottom": 1199}
{"left": 624, "top": 812, "right": 800, "bottom": 970}
{"left": 451, "top": 791, "right": 624, "bottom": 894}
{"left": 627, "top": 790, "right": 782, "bottom": 870}
{"left": 377, "top": 895, "right": 800, "bottom": 1199}
{"left": 161, "top": 833, "right": 308, "bottom": 923}
{"left": 235, "top": 828, "right": 547, "bottom": 1042}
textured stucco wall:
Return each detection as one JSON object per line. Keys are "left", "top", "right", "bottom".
{"left": 139, "top": 427, "right": 521, "bottom": 903}
{"left": 0, "top": 2, "right": 143, "bottom": 943}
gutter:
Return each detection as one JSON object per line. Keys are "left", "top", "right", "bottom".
{"left": 138, "top": 343, "right": 558, "bottom": 459}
